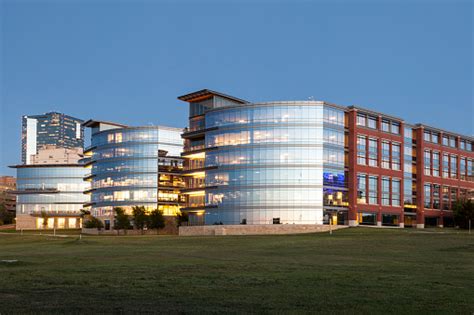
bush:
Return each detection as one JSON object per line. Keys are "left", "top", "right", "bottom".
{"left": 149, "top": 209, "right": 165, "bottom": 232}
{"left": 83, "top": 216, "right": 104, "bottom": 229}
{"left": 176, "top": 212, "right": 189, "bottom": 227}
{"left": 0, "top": 203, "right": 14, "bottom": 225}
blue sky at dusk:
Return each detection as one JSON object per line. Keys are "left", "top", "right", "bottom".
{"left": 1, "top": 1, "right": 472, "bottom": 175}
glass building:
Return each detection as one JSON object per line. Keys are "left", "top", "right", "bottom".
{"left": 11, "top": 164, "right": 89, "bottom": 229}
{"left": 22, "top": 112, "right": 84, "bottom": 164}
{"left": 180, "top": 89, "right": 474, "bottom": 228}
{"left": 83, "top": 120, "right": 184, "bottom": 228}
{"left": 180, "top": 90, "right": 348, "bottom": 225}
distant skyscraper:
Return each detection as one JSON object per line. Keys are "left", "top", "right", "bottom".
{"left": 21, "top": 112, "right": 84, "bottom": 164}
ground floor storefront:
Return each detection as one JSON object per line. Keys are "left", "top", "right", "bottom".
{"left": 15, "top": 214, "right": 82, "bottom": 230}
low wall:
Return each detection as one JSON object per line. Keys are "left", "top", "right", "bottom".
{"left": 82, "top": 228, "right": 177, "bottom": 235}
{"left": 179, "top": 224, "right": 348, "bottom": 236}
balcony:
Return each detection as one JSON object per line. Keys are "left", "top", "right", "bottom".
{"left": 12, "top": 188, "right": 60, "bottom": 194}
{"left": 29, "top": 210, "right": 82, "bottom": 217}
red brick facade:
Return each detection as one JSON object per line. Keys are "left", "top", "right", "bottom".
{"left": 347, "top": 107, "right": 474, "bottom": 228}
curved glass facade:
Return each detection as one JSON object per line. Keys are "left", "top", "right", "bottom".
{"left": 16, "top": 166, "right": 89, "bottom": 214}
{"left": 201, "top": 102, "right": 347, "bottom": 225}
{"left": 87, "top": 126, "right": 183, "bottom": 217}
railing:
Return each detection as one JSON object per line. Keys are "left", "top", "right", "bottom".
{"left": 29, "top": 210, "right": 82, "bottom": 217}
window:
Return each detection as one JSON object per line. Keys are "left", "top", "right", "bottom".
{"left": 424, "top": 184, "right": 431, "bottom": 208}
{"left": 382, "top": 120, "right": 390, "bottom": 132}
{"left": 357, "top": 114, "right": 366, "bottom": 127}
{"left": 359, "top": 213, "right": 376, "bottom": 225}
{"left": 404, "top": 179, "right": 415, "bottom": 205}
{"left": 357, "top": 136, "right": 367, "bottom": 165}
{"left": 392, "top": 179, "right": 401, "bottom": 206}
{"left": 357, "top": 174, "right": 366, "bottom": 204}
{"left": 442, "top": 154, "right": 449, "bottom": 178}
{"left": 382, "top": 177, "right": 390, "bottom": 205}
{"left": 449, "top": 137, "right": 456, "bottom": 148}
{"left": 381, "top": 141, "right": 390, "bottom": 169}
{"left": 391, "top": 122, "right": 400, "bottom": 134}
{"left": 324, "top": 107, "right": 344, "bottom": 126}
{"left": 460, "top": 158, "right": 466, "bottom": 180}
{"left": 368, "top": 176, "right": 378, "bottom": 204}
{"left": 368, "top": 138, "right": 378, "bottom": 167}
{"left": 424, "top": 150, "right": 431, "bottom": 176}
{"left": 442, "top": 186, "right": 449, "bottom": 210}
{"left": 468, "top": 159, "right": 473, "bottom": 182}
{"left": 442, "top": 136, "right": 449, "bottom": 146}
{"left": 432, "top": 152, "right": 440, "bottom": 177}
{"left": 460, "top": 140, "right": 465, "bottom": 150}
{"left": 467, "top": 142, "right": 472, "bottom": 151}
{"left": 368, "top": 116, "right": 377, "bottom": 129}
{"left": 450, "top": 188, "right": 457, "bottom": 208}
{"left": 424, "top": 131, "right": 431, "bottom": 142}
{"left": 432, "top": 184, "right": 440, "bottom": 209}
{"left": 432, "top": 133, "right": 439, "bottom": 144}
{"left": 450, "top": 155, "right": 457, "bottom": 179}
{"left": 391, "top": 143, "right": 401, "bottom": 170}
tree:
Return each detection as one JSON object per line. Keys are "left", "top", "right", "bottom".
{"left": 148, "top": 209, "right": 165, "bottom": 233}
{"left": 132, "top": 206, "right": 149, "bottom": 233}
{"left": 176, "top": 211, "right": 189, "bottom": 227}
{"left": 0, "top": 203, "right": 14, "bottom": 225}
{"left": 80, "top": 209, "right": 91, "bottom": 218}
{"left": 83, "top": 216, "right": 104, "bottom": 229}
{"left": 453, "top": 199, "right": 474, "bottom": 229}
{"left": 114, "top": 207, "right": 131, "bottom": 235}
{"left": 41, "top": 210, "right": 49, "bottom": 229}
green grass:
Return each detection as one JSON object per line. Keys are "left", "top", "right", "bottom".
{"left": 0, "top": 228, "right": 473, "bottom": 314}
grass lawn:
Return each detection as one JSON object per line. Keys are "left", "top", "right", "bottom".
{"left": 0, "top": 228, "right": 473, "bottom": 314}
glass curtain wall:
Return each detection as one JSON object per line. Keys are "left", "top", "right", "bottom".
{"left": 16, "top": 166, "right": 89, "bottom": 214}
{"left": 203, "top": 102, "right": 347, "bottom": 225}
{"left": 88, "top": 127, "right": 183, "bottom": 217}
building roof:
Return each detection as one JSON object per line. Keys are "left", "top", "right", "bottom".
{"left": 177, "top": 89, "right": 248, "bottom": 104}
{"left": 347, "top": 105, "right": 404, "bottom": 122}
{"left": 414, "top": 124, "right": 474, "bottom": 140}
{"left": 82, "top": 119, "right": 129, "bottom": 128}
{"left": 9, "top": 164, "right": 85, "bottom": 169}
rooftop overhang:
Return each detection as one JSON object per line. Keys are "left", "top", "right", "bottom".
{"left": 177, "top": 89, "right": 248, "bottom": 104}
{"left": 9, "top": 164, "right": 84, "bottom": 169}
{"left": 82, "top": 119, "right": 129, "bottom": 129}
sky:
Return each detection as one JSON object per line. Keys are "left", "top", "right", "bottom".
{"left": 1, "top": 0, "right": 472, "bottom": 176}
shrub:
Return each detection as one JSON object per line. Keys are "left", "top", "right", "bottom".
{"left": 149, "top": 209, "right": 165, "bottom": 232}
{"left": 83, "top": 216, "right": 104, "bottom": 229}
